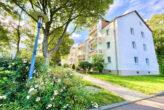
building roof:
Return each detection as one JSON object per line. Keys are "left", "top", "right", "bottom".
{"left": 103, "top": 10, "right": 152, "bottom": 32}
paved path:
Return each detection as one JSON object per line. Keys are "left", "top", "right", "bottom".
{"left": 111, "top": 95, "right": 164, "bottom": 110}
{"left": 73, "top": 71, "right": 151, "bottom": 101}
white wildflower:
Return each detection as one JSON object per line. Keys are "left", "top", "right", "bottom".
{"left": 50, "top": 97, "right": 54, "bottom": 101}
{"left": 0, "top": 95, "right": 7, "bottom": 100}
{"left": 12, "top": 63, "right": 14, "bottom": 65}
{"left": 28, "top": 88, "right": 37, "bottom": 95}
{"left": 92, "top": 102, "right": 98, "bottom": 108}
{"left": 36, "top": 97, "right": 41, "bottom": 102}
{"left": 60, "top": 89, "right": 63, "bottom": 92}
{"left": 26, "top": 95, "right": 30, "bottom": 99}
{"left": 47, "top": 69, "right": 51, "bottom": 72}
{"left": 28, "top": 88, "right": 35, "bottom": 93}
{"left": 48, "top": 104, "right": 52, "bottom": 108}
{"left": 23, "top": 59, "right": 27, "bottom": 63}
{"left": 54, "top": 90, "right": 58, "bottom": 95}
{"left": 8, "top": 65, "right": 11, "bottom": 68}
{"left": 0, "top": 104, "right": 3, "bottom": 107}
{"left": 57, "top": 79, "right": 61, "bottom": 83}
{"left": 35, "top": 85, "right": 39, "bottom": 88}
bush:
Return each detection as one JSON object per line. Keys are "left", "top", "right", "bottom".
{"left": 79, "top": 61, "right": 93, "bottom": 73}
{"left": 63, "top": 63, "right": 69, "bottom": 68}
{"left": 92, "top": 55, "right": 105, "bottom": 73}
{"left": 0, "top": 56, "right": 47, "bottom": 103}
{"left": 72, "top": 64, "right": 75, "bottom": 69}
{"left": 1, "top": 67, "right": 96, "bottom": 109}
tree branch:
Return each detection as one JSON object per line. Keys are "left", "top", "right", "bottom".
{"left": 49, "top": 21, "right": 70, "bottom": 54}
{"left": 29, "top": 0, "right": 35, "bottom": 11}
{"left": 12, "top": 0, "right": 37, "bottom": 22}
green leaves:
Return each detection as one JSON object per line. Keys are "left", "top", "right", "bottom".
{"left": 147, "top": 14, "right": 164, "bottom": 74}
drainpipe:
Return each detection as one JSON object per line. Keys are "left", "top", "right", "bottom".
{"left": 113, "top": 19, "right": 119, "bottom": 75}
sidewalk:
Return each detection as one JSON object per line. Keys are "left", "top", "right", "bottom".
{"left": 73, "top": 71, "right": 151, "bottom": 101}
{"left": 111, "top": 95, "right": 164, "bottom": 110}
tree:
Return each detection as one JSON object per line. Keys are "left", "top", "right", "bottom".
{"left": 6, "top": 0, "right": 113, "bottom": 65}
{"left": 92, "top": 55, "right": 105, "bottom": 73}
{"left": 147, "top": 14, "right": 164, "bottom": 74}
{"left": 0, "top": 23, "right": 10, "bottom": 51}
{"left": 79, "top": 61, "right": 92, "bottom": 73}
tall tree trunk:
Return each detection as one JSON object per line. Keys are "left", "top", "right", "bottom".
{"left": 42, "top": 32, "right": 50, "bottom": 65}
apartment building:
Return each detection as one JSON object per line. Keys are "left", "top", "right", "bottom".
{"left": 77, "top": 40, "right": 88, "bottom": 63}
{"left": 61, "top": 47, "right": 78, "bottom": 66}
{"left": 62, "top": 10, "right": 159, "bottom": 75}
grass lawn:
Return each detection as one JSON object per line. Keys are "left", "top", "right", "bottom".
{"left": 88, "top": 74, "right": 164, "bottom": 95}
{"left": 82, "top": 80, "right": 124, "bottom": 106}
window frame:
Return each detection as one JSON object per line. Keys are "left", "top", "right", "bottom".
{"left": 143, "top": 44, "right": 147, "bottom": 51}
{"left": 130, "top": 28, "right": 134, "bottom": 35}
{"left": 132, "top": 41, "right": 136, "bottom": 49}
{"left": 141, "top": 32, "right": 144, "bottom": 38}
{"left": 107, "top": 56, "right": 111, "bottom": 63}
{"left": 107, "top": 42, "right": 110, "bottom": 48}
{"left": 106, "top": 29, "right": 109, "bottom": 35}
{"left": 145, "top": 58, "right": 149, "bottom": 65}
{"left": 134, "top": 57, "right": 138, "bottom": 64}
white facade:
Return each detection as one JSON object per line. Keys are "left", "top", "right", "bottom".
{"left": 87, "top": 11, "right": 159, "bottom": 75}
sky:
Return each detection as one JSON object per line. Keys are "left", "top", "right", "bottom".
{"left": 69, "top": 0, "right": 164, "bottom": 47}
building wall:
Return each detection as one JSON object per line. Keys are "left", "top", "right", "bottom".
{"left": 101, "top": 22, "right": 118, "bottom": 73}
{"left": 116, "top": 12, "right": 159, "bottom": 75}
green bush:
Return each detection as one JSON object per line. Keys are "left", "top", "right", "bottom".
{"left": 1, "top": 67, "right": 96, "bottom": 109}
{"left": 72, "top": 64, "right": 75, "bottom": 69}
{"left": 0, "top": 56, "right": 47, "bottom": 103}
{"left": 92, "top": 55, "right": 105, "bottom": 73}
{"left": 63, "top": 63, "right": 69, "bottom": 68}
{"left": 79, "top": 61, "right": 93, "bottom": 73}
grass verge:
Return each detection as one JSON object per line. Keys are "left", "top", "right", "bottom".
{"left": 88, "top": 74, "right": 164, "bottom": 95}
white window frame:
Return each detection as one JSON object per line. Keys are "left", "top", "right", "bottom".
{"left": 134, "top": 57, "right": 138, "bottom": 64}
{"left": 107, "top": 42, "right": 110, "bottom": 48}
{"left": 132, "top": 41, "right": 136, "bottom": 49}
{"left": 108, "top": 56, "right": 111, "bottom": 63}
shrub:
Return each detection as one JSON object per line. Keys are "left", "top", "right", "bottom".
{"left": 63, "top": 63, "right": 69, "bottom": 68}
{"left": 0, "top": 56, "right": 47, "bottom": 103}
{"left": 72, "top": 64, "right": 75, "bottom": 69}
{"left": 1, "top": 67, "right": 95, "bottom": 109}
{"left": 92, "top": 55, "right": 105, "bottom": 73}
{"left": 79, "top": 61, "right": 93, "bottom": 73}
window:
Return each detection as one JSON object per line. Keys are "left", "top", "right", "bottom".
{"left": 145, "top": 58, "right": 149, "bottom": 65}
{"left": 107, "top": 42, "right": 110, "bottom": 48}
{"left": 108, "top": 57, "right": 111, "bottom": 63}
{"left": 132, "top": 41, "right": 136, "bottom": 49}
{"left": 143, "top": 44, "right": 147, "bottom": 51}
{"left": 106, "top": 29, "right": 109, "bottom": 35}
{"left": 141, "top": 32, "right": 144, "bottom": 38}
{"left": 130, "top": 28, "right": 134, "bottom": 35}
{"left": 134, "top": 57, "right": 138, "bottom": 64}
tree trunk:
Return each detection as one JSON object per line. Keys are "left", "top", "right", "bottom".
{"left": 42, "top": 32, "right": 51, "bottom": 66}
{"left": 45, "top": 53, "right": 50, "bottom": 66}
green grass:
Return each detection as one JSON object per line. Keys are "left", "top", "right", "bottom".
{"left": 88, "top": 74, "right": 164, "bottom": 95}
{"left": 82, "top": 80, "right": 124, "bottom": 106}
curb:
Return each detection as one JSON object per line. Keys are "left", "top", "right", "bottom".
{"left": 89, "top": 91, "right": 164, "bottom": 110}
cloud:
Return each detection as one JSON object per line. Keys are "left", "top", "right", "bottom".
{"left": 123, "top": 0, "right": 164, "bottom": 18}
{"left": 72, "top": 43, "right": 78, "bottom": 47}
{"left": 70, "top": 33, "right": 81, "bottom": 39}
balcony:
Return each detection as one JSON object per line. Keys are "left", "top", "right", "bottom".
{"left": 89, "top": 25, "right": 97, "bottom": 36}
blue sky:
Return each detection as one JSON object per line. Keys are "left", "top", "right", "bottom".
{"left": 69, "top": 0, "right": 164, "bottom": 47}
